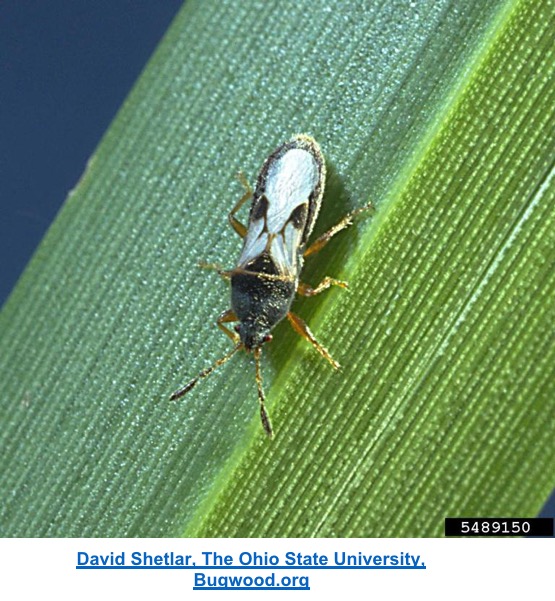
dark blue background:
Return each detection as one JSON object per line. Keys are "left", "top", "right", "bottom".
{"left": 0, "top": 2, "right": 553, "bottom": 525}
{"left": 0, "top": 1, "right": 183, "bottom": 306}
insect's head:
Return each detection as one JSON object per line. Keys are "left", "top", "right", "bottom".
{"left": 235, "top": 321, "right": 273, "bottom": 352}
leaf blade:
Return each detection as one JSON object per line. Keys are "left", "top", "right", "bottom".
{"left": 1, "top": 0, "right": 552, "bottom": 537}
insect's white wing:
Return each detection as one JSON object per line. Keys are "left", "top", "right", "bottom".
{"left": 265, "top": 148, "right": 318, "bottom": 233}
{"left": 273, "top": 221, "right": 304, "bottom": 274}
{"left": 238, "top": 147, "right": 318, "bottom": 274}
{"left": 238, "top": 217, "right": 266, "bottom": 267}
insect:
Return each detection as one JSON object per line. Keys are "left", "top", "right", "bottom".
{"left": 171, "top": 134, "right": 371, "bottom": 437}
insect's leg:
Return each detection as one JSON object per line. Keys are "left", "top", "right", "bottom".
{"left": 303, "top": 201, "right": 374, "bottom": 258}
{"left": 228, "top": 171, "right": 253, "bottom": 238}
{"left": 217, "top": 266, "right": 295, "bottom": 284}
{"left": 217, "top": 309, "right": 239, "bottom": 343}
{"left": 286, "top": 311, "right": 340, "bottom": 370}
{"left": 297, "top": 277, "right": 348, "bottom": 297}
{"left": 170, "top": 342, "right": 242, "bottom": 400}
{"left": 254, "top": 347, "right": 273, "bottom": 438}
{"left": 198, "top": 261, "right": 233, "bottom": 281}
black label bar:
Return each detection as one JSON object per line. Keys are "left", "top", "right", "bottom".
{"left": 445, "top": 517, "right": 553, "bottom": 537}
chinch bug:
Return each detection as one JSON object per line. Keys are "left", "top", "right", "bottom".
{"left": 171, "top": 134, "right": 372, "bottom": 437}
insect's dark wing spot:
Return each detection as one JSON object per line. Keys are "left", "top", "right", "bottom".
{"left": 251, "top": 194, "right": 270, "bottom": 221}
{"left": 288, "top": 202, "right": 308, "bottom": 230}
{"left": 247, "top": 251, "right": 280, "bottom": 276}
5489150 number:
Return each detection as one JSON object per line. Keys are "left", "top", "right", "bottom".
{"left": 445, "top": 517, "right": 553, "bottom": 537}
{"left": 462, "top": 520, "right": 529, "bottom": 535}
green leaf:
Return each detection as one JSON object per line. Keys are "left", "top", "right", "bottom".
{"left": 1, "top": 0, "right": 553, "bottom": 537}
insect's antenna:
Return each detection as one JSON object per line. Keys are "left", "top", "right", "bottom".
{"left": 254, "top": 347, "right": 273, "bottom": 438}
{"left": 170, "top": 343, "right": 242, "bottom": 401}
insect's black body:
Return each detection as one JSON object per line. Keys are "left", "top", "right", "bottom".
{"left": 230, "top": 252, "right": 295, "bottom": 351}
{"left": 171, "top": 134, "right": 372, "bottom": 437}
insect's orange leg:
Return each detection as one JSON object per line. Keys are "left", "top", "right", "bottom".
{"left": 198, "top": 262, "right": 240, "bottom": 284}
{"left": 228, "top": 171, "right": 253, "bottom": 238}
{"left": 303, "top": 202, "right": 374, "bottom": 258}
{"left": 297, "top": 277, "right": 348, "bottom": 297}
{"left": 287, "top": 311, "right": 340, "bottom": 370}
{"left": 217, "top": 309, "right": 239, "bottom": 343}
